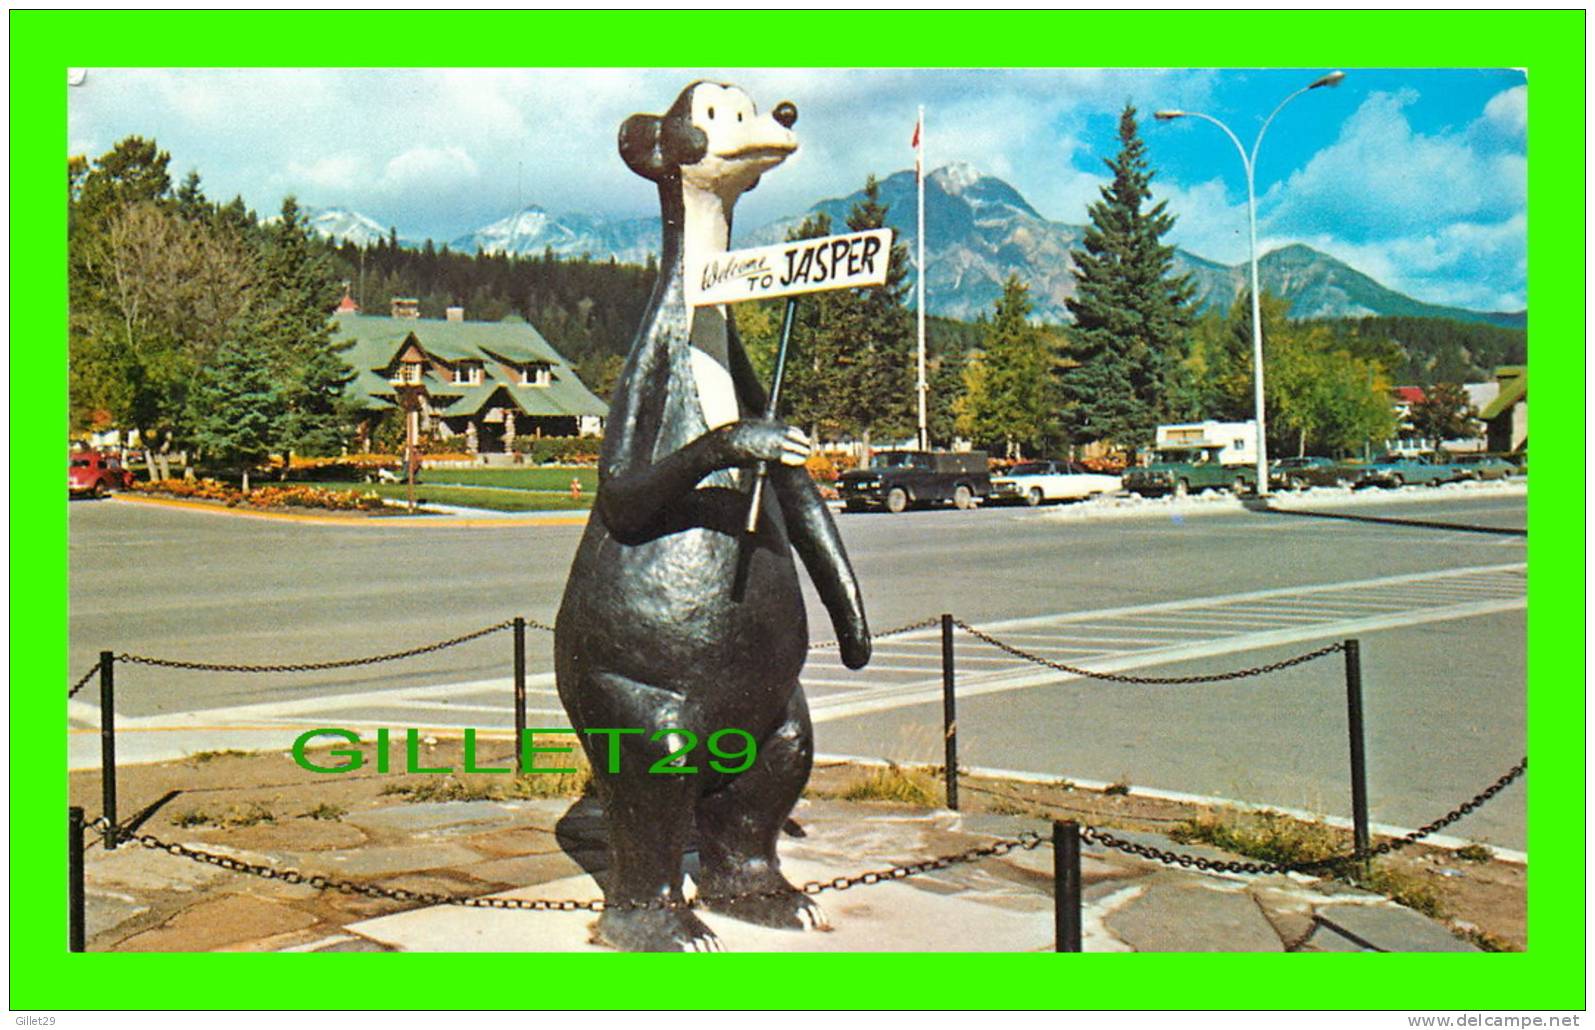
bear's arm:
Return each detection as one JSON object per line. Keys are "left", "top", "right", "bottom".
{"left": 726, "top": 321, "right": 871, "bottom": 668}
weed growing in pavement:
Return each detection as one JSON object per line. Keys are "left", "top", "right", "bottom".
{"left": 299, "top": 803, "right": 347, "bottom": 821}
{"left": 817, "top": 763, "right": 941, "bottom": 806}
{"left": 1359, "top": 864, "right": 1447, "bottom": 920}
{"left": 185, "top": 749, "right": 252, "bottom": 766}
{"left": 1170, "top": 808, "right": 1346, "bottom": 867}
{"left": 1454, "top": 843, "right": 1494, "bottom": 863}
{"left": 1102, "top": 780, "right": 1132, "bottom": 796}
{"left": 171, "top": 802, "right": 276, "bottom": 828}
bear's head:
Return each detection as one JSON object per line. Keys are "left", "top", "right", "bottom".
{"left": 619, "top": 81, "right": 798, "bottom": 197}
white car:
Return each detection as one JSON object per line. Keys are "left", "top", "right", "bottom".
{"left": 989, "top": 460, "right": 1122, "bottom": 506}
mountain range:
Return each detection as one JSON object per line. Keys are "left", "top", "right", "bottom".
{"left": 307, "top": 165, "right": 1525, "bottom": 329}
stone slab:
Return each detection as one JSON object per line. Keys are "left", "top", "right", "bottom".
{"left": 1104, "top": 882, "right": 1285, "bottom": 952}
{"left": 343, "top": 801, "right": 530, "bottom": 835}
{"left": 297, "top": 842, "right": 485, "bottom": 877}
{"left": 118, "top": 893, "right": 318, "bottom": 952}
{"left": 345, "top": 856, "right": 1053, "bottom": 953}
{"left": 1315, "top": 904, "right": 1477, "bottom": 953}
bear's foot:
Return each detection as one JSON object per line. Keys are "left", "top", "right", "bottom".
{"left": 593, "top": 906, "right": 723, "bottom": 953}
{"left": 699, "top": 881, "right": 830, "bottom": 931}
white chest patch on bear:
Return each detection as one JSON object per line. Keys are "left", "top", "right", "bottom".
{"left": 690, "top": 346, "right": 740, "bottom": 431}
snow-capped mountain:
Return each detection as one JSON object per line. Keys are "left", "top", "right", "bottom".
{"left": 353, "top": 163, "right": 1521, "bottom": 327}
{"left": 300, "top": 206, "right": 392, "bottom": 248}
{"left": 450, "top": 206, "right": 658, "bottom": 265}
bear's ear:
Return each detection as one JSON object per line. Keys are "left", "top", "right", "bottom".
{"left": 659, "top": 114, "right": 708, "bottom": 169}
{"left": 618, "top": 113, "right": 667, "bottom": 181}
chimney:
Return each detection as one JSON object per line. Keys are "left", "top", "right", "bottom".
{"left": 390, "top": 297, "right": 420, "bottom": 319}
{"left": 446, "top": 306, "right": 465, "bottom": 322}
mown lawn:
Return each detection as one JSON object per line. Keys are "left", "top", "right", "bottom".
{"left": 418, "top": 466, "right": 599, "bottom": 492}
{"left": 292, "top": 480, "right": 593, "bottom": 513}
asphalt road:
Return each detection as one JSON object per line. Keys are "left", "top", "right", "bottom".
{"left": 66, "top": 487, "right": 1528, "bottom": 848}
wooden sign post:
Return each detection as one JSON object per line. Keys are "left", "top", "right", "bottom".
{"left": 690, "top": 228, "right": 894, "bottom": 532}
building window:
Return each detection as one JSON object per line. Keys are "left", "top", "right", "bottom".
{"left": 391, "top": 362, "right": 422, "bottom": 385}
{"left": 521, "top": 363, "right": 552, "bottom": 387}
{"left": 452, "top": 362, "right": 482, "bottom": 385}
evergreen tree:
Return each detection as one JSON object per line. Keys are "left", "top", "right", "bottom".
{"left": 954, "top": 275, "right": 1053, "bottom": 458}
{"left": 189, "top": 330, "right": 281, "bottom": 491}
{"left": 1060, "top": 103, "right": 1196, "bottom": 454}
{"left": 833, "top": 176, "right": 916, "bottom": 446}
{"left": 257, "top": 196, "right": 344, "bottom": 461}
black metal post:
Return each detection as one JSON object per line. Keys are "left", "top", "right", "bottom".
{"left": 99, "top": 651, "right": 117, "bottom": 850}
{"left": 69, "top": 807, "right": 86, "bottom": 952}
{"left": 513, "top": 617, "right": 527, "bottom": 775}
{"left": 1054, "top": 820, "right": 1082, "bottom": 952}
{"left": 940, "top": 613, "right": 958, "bottom": 811}
{"left": 1343, "top": 638, "right": 1370, "bottom": 876}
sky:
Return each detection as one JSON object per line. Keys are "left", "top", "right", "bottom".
{"left": 68, "top": 66, "right": 1528, "bottom": 312}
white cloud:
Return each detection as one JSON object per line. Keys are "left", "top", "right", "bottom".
{"left": 377, "top": 145, "right": 480, "bottom": 194}
{"left": 1260, "top": 89, "right": 1525, "bottom": 241}
{"left": 1480, "top": 84, "right": 1527, "bottom": 140}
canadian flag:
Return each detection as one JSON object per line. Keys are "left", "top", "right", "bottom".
{"left": 912, "top": 115, "right": 922, "bottom": 180}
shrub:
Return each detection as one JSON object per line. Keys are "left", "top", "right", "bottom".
{"left": 511, "top": 436, "right": 601, "bottom": 465}
{"left": 140, "top": 478, "right": 386, "bottom": 512}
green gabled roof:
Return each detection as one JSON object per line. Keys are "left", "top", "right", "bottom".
{"left": 1479, "top": 367, "right": 1526, "bottom": 421}
{"left": 332, "top": 311, "right": 608, "bottom": 419}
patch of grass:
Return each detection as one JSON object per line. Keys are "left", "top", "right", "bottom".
{"left": 1456, "top": 926, "right": 1518, "bottom": 952}
{"left": 1170, "top": 808, "right": 1347, "bottom": 867}
{"left": 185, "top": 749, "right": 251, "bottom": 766}
{"left": 1052, "top": 779, "right": 1077, "bottom": 792}
{"left": 1454, "top": 843, "right": 1494, "bottom": 863}
{"left": 1360, "top": 864, "right": 1446, "bottom": 920}
{"left": 1102, "top": 780, "right": 1132, "bottom": 796}
{"left": 419, "top": 467, "right": 599, "bottom": 492}
{"left": 299, "top": 802, "right": 347, "bottom": 821}
{"left": 294, "top": 480, "right": 592, "bottom": 513}
{"left": 171, "top": 802, "right": 276, "bottom": 828}
{"left": 384, "top": 769, "right": 591, "bottom": 804}
{"left": 829, "top": 764, "right": 941, "bottom": 806}
{"left": 986, "top": 795, "right": 1032, "bottom": 817}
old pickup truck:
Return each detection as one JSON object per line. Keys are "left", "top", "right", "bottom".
{"left": 838, "top": 450, "right": 991, "bottom": 513}
{"left": 1122, "top": 444, "right": 1257, "bottom": 497}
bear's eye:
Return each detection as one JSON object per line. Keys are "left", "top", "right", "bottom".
{"left": 707, "top": 106, "right": 715, "bottom": 120}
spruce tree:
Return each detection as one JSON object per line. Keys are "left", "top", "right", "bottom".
{"left": 834, "top": 176, "right": 915, "bottom": 447}
{"left": 190, "top": 330, "right": 281, "bottom": 491}
{"left": 1061, "top": 103, "right": 1196, "bottom": 454}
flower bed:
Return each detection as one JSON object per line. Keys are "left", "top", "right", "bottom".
{"left": 138, "top": 478, "right": 387, "bottom": 512}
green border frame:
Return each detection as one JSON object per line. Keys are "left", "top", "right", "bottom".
{"left": 14, "top": 10, "right": 1583, "bottom": 1011}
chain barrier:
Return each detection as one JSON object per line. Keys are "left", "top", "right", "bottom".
{"left": 954, "top": 619, "right": 1345, "bottom": 685}
{"left": 810, "top": 616, "right": 942, "bottom": 651}
{"left": 1082, "top": 757, "right": 1527, "bottom": 876}
{"left": 68, "top": 662, "right": 102, "bottom": 699}
{"left": 120, "top": 827, "right": 1043, "bottom": 913}
{"left": 114, "top": 620, "right": 516, "bottom": 674}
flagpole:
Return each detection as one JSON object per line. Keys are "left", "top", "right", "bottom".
{"left": 915, "top": 105, "right": 928, "bottom": 451}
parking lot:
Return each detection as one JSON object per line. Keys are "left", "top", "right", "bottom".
{"left": 68, "top": 484, "right": 1528, "bottom": 848}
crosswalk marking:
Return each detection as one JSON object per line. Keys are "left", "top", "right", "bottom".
{"left": 82, "top": 563, "right": 1524, "bottom": 741}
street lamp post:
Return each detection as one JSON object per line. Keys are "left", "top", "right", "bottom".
{"left": 1156, "top": 70, "right": 1344, "bottom": 498}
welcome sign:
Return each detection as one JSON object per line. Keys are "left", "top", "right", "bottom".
{"left": 688, "top": 227, "right": 894, "bottom": 307}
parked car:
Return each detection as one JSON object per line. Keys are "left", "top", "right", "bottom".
{"left": 69, "top": 450, "right": 135, "bottom": 498}
{"left": 1123, "top": 445, "right": 1257, "bottom": 497}
{"left": 1269, "top": 455, "right": 1352, "bottom": 491}
{"left": 989, "top": 460, "right": 1122, "bottom": 506}
{"left": 1450, "top": 454, "right": 1518, "bottom": 481}
{"left": 1353, "top": 453, "right": 1468, "bottom": 489}
{"left": 837, "top": 450, "right": 991, "bottom": 513}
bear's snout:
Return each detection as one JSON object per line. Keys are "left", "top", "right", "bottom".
{"left": 772, "top": 101, "right": 798, "bottom": 129}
